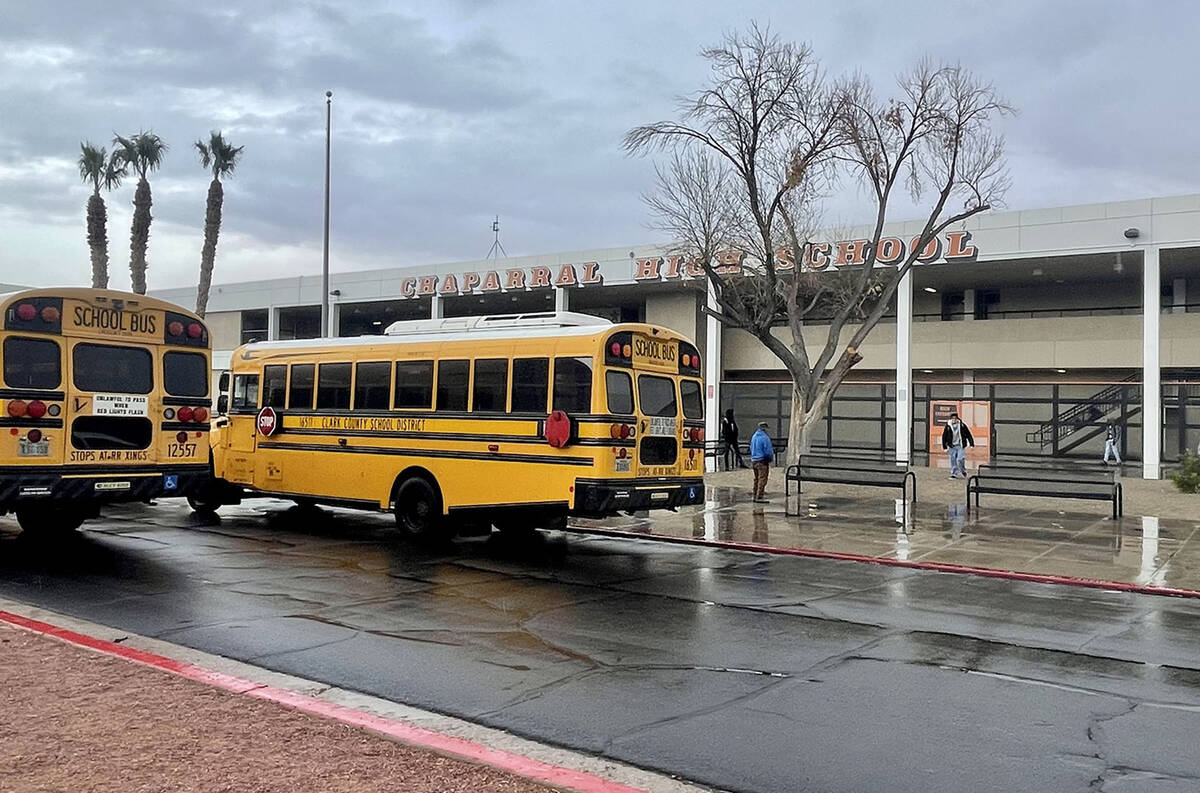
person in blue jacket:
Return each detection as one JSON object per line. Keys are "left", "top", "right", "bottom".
{"left": 749, "top": 421, "right": 775, "bottom": 502}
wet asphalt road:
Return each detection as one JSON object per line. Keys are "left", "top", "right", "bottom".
{"left": 3, "top": 500, "right": 1200, "bottom": 793}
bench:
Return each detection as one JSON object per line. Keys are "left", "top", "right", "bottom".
{"left": 785, "top": 455, "right": 917, "bottom": 520}
{"left": 966, "top": 464, "right": 1123, "bottom": 518}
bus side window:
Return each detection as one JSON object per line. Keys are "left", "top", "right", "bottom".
{"left": 232, "top": 374, "right": 259, "bottom": 411}
{"left": 436, "top": 360, "right": 469, "bottom": 412}
{"left": 288, "top": 364, "right": 314, "bottom": 409}
{"left": 605, "top": 370, "right": 634, "bottom": 415}
{"left": 354, "top": 362, "right": 392, "bottom": 410}
{"left": 553, "top": 357, "right": 592, "bottom": 414}
{"left": 262, "top": 365, "right": 287, "bottom": 408}
{"left": 394, "top": 361, "right": 433, "bottom": 409}
{"left": 472, "top": 359, "right": 508, "bottom": 413}
{"left": 316, "top": 363, "right": 351, "bottom": 410}
{"left": 511, "top": 358, "right": 549, "bottom": 414}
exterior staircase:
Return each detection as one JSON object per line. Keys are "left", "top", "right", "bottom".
{"left": 1025, "top": 375, "right": 1141, "bottom": 454}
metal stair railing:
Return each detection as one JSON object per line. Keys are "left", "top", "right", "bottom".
{"left": 1025, "top": 374, "right": 1141, "bottom": 449}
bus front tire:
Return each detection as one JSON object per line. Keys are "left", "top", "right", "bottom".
{"left": 16, "top": 505, "right": 86, "bottom": 534}
{"left": 394, "top": 477, "right": 444, "bottom": 540}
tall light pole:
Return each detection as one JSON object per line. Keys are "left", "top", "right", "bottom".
{"left": 321, "top": 90, "right": 332, "bottom": 337}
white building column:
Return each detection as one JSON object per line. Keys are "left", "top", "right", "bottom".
{"left": 555, "top": 287, "right": 568, "bottom": 312}
{"left": 431, "top": 294, "right": 444, "bottom": 320}
{"left": 704, "top": 286, "right": 722, "bottom": 472}
{"left": 267, "top": 306, "right": 279, "bottom": 341}
{"left": 1173, "top": 276, "right": 1187, "bottom": 314}
{"left": 895, "top": 270, "right": 913, "bottom": 465}
{"left": 1143, "top": 246, "right": 1162, "bottom": 479}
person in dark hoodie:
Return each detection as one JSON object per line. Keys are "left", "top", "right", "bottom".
{"left": 721, "top": 409, "right": 747, "bottom": 470}
{"left": 941, "top": 412, "right": 974, "bottom": 479}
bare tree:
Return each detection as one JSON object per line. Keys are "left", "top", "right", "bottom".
{"left": 626, "top": 24, "right": 1010, "bottom": 465}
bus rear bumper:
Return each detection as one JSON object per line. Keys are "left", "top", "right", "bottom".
{"left": 0, "top": 465, "right": 210, "bottom": 509}
{"left": 572, "top": 477, "right": 706, "bottom": 517}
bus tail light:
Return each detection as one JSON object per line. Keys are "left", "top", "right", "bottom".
{"left": 187, "top": 322, "right": 203, "bottom": 339}
{"left": 681, "top": 354, "right": 690, "bottom": 366}
{"left": 193, "top": 406, "right": 209, "bottom": 423}
{"left": 26, "top": 429, "right": 42, "bottom": 444}
{"left": 40, "top": 306, "right": 61, "bottom": 323}
{"left": 15, "top": 303, "right": 36, "bottom": 321}
{"left": 26, "top": 400, "right": 46, "bottom": 419}
{"left": 168, "top": 321, "right": 184, "bottom": 337}
{"left": 622, "top": 344, "right": 632, "bottom": 358}
{"left": 610, "top": 342, "right": 621, "bottom": 356}
{"left": 177, "top": 406, "right": 194, "bottom": 422}
{"left": 7, "top": 400, "right": 27, "bottom": 418}
{"left": 176, "top": 431, "right": 189, "bottom": 444}
{"left": 610, "top": 423, "right": 621, "bottom": 439}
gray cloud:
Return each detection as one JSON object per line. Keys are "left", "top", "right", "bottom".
{"left": 1, "top": 0, "right": 1198, "bottom": 289}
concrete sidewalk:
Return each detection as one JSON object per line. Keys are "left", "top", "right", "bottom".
{"left": 579, "top": 466, "right": 1200, "bottom": 593}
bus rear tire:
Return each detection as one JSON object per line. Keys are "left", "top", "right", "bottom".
{"left": 16, "top": 505, "right": 86, "bottom": 534}
{"left": 187, "top": 495, "right": 221, "bottom": 516}
{"left": 394, "top": 477, "right": 445, "bottom": 540}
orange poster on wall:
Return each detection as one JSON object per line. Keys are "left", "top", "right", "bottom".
{"left": 929, "top": 400, "right": 991, "bottom": 471}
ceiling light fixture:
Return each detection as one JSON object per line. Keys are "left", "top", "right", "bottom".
{"left": 923, "top": 287, "right": 937, "bottom": 293}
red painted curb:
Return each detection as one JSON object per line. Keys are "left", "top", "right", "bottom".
{"left": 572, "top": 527, "right": 1200, "bottom": 600}
{"left": 0, "top": 610, "right": 647, "bottom": 793}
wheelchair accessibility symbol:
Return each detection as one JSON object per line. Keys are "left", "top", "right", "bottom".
{"left": 163, "top": 474, "right": 179, "bottom": 491}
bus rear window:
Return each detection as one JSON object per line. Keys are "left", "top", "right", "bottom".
{"left": 3, "top": 337, "right": 60, "bottom": 389}
{"left": 74, "top": 343, "right": 152, "bottom": 394}
{"left": 553, "top": 357, "right": 592, "bottom": 414}
{"left": 317, "top": 363, "right": 351, "bottom": 409}
{"left": 605, "top": 371, "right": 633, "bottom": 415}
{"left": 164, "top": 351, "right": 208, "bottom": 397}
{"left": 638, "top": 375, "right": 677, "bottom": 417}
{"left": 680, "top": 380, "right": 703, "bottom": 419}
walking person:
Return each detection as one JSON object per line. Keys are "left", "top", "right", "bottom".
{"left": 750, "top": 421, "right": 775, "bottom": 503}
{"left": 721, "top": 409, "right": 747, "bottom": 470}
{"left": 1102, "top": 422, "right": 1122, "bottom": 465}
{"left": 941, "top": 412, "right": 974, "bottom": 479}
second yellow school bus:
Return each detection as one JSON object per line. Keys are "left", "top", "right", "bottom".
{"left": 198, "top": 312, "right": 706, "bottom": 536}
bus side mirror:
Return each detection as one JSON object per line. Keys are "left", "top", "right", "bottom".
{"left": 218, "top": 371, "right": 230, "bottom": 393}
{"left": 217, "top": 394, "right": 229, "bottom": 415}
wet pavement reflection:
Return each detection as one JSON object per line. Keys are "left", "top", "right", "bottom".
{"left": 575, "top": 482, "right": 1200, "bottom": 592}
{"left": 3, "top": 498, "right": 1200, "bottom": 792}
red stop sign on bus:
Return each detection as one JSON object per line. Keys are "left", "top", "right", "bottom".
{"left": 256, "top": 406, "right": 280, "bottom": 437}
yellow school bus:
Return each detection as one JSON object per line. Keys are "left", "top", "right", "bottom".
{"left": 198, "top": 312, "right": 706, "bottom": 537}
{"left": 0, "top": 288, "right": 212, "bottom": 533}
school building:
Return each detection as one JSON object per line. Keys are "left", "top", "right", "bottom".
{"left": 150, "top": 193, "right": 1200, "bottom": 480}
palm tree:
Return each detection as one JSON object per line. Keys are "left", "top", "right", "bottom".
{"left": 78, "top": 143, "right": 127, "bottom": 288}
{"left": 113, "top": 132, "right": 167, "bottom": 294}
{"left": 194, "top": 132, "right": 244, "bottom": 317}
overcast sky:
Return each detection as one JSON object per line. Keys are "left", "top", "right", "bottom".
{"left": 2, "top": 0, "right": 1197, "bottom": 291}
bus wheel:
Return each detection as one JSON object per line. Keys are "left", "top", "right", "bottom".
{"left": 186, "top": 495, "right": 221, "bottom": 516}
{"left": 16, "top": 505, "right": 86, "bottom": 534}
{"left": 394, "top": 477, "right": 444, "bottom": 539}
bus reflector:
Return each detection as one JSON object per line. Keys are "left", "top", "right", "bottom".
{"left": 27, "top": 400, "right": 46, "bottom": 419}
{"left": 26, "top": 429, "right": 42, "bottom": 444}
{"left": 7, "top": 400, "right": 27, "bottom": 417}
{"left": 176, "top": 431, "right": 189, "bottom": 443}
{"left": 15, "top": 303, "right": 36, "bottom": 321}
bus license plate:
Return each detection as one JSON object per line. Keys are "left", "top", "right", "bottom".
{"left": 615, "top": 458, "right": 631, "bottom": 473}
{"left": 18, "top": 439, "right": 49, "bottom": 457}
{"left": 647, "top": 416, "right": 675, "bottom": 437}
{"left": 94, "top": 481, "right": 131, "bottom": 491}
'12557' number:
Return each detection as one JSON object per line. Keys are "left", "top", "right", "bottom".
{"left": 167, "top": 443, "right": 197, "bottom": 458}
